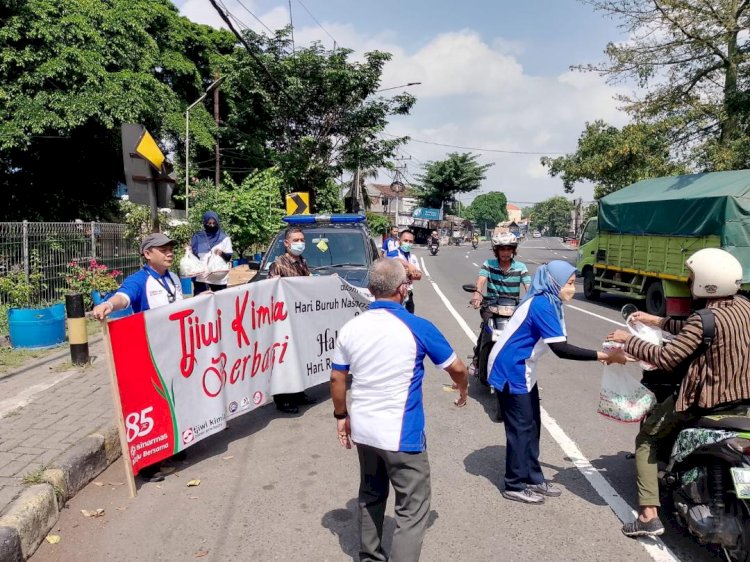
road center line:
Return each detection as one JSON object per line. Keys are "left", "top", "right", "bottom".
{"left": 565, "top": 304, "right": 626, "bottom": 327}
{"left": 425, "top": 274, "right": 680, "bottom": 562}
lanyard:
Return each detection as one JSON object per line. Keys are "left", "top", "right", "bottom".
{"left": 144, "top": 266, "right": 176, "bottom": 303}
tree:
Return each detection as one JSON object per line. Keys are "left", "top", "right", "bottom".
{"left": 220, "top": 29, "right": 414, "bottom": 210}
{"left": 189, "top": 168, "right": 286, "bottom": 257}
{"left": 0, "top": 0, "right": 235, "bottom": 220}
{"left": 529, "top": 197, "right": 574, "bottom": 238}
{"left": 580, "top": 0, "right": 750, "bottom": 169}
{"left": 365, "top": 212, "right": 391, "bottom": 237}
{"left": 415, "top": 153, "right": 493, "bottom": 211}
{"left": 541, "top": 120, "right": 686, "bottom": 198}
{"left": 466, "top": 192, "right": 509, "bottom": 231}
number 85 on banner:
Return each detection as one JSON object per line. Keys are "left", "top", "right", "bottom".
{"left": 125, "top": 407, "right": 155, "bottom": 442}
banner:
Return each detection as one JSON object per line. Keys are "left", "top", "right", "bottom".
{"left": 107, "top": 276, "right": 371, "bottom": 475}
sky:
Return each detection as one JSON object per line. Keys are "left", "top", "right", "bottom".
{"left": 174, "top": 0, "right": 630, "bottom": 206}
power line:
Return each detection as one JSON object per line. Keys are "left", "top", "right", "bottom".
{"left": 295, "top": 0, "right": 338, "bottom": 49}
{"left": 235, "top": 0, "right": 275, "bottom": 34}
{"left": 381, "top": 132, "right": 568, "bottom": 156}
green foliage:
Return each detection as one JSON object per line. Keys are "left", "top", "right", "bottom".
{"left": 189, "top": 168, "right": 286, "bottom": 257}
{"left": 0, "top": 251, "right": 48, "bottom": 308}
{"left": 528, "top": 197, "right": 574, "bottom": 238}
{"left": 581, "top": 0, "right": 750, "bottom": 170}
{"left": 415, "top": 153, "right": 493, "bottom": 210}
{"left": 221, "top": 31, "right": 414, "bottom": 209}
{"left": 542, "top": 120, "right": 686, "bottom": 199}
{"left": 0, "top": 0, "right": 235, "bottom": 220}
{"left": 365, "top": 212, "right": 391, "bottom": 237}
{"left": 466, "top": 192, "right": 508, "bottom": 231}
{"left": 61, "top": 259, "right": 122, "bottom": 309}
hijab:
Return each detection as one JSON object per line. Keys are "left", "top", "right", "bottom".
{"left": 191, "top": 211, "right": 227, "bottom": 256}
{"left": 519, "top": 260, "right": 577, "bottom": 322}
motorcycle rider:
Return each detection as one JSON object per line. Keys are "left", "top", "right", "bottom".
{"left": 606, "top": 248, "right": 750, "bottom": 538}
{"left": 430, "top": 230, "right": 440, "bottom": 246}
{"left": 472, "top": 231, "right": 479, "bottom": 247}
{"left": 468, "top": 233, "right": 531, "bottom": 382}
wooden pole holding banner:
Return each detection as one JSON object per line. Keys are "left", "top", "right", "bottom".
{"left": 101, "top": 320, "right": 138, "bottom": 498}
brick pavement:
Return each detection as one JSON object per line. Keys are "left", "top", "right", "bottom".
{"left": 0, "top": 339, "right": 115, "bottom": 516}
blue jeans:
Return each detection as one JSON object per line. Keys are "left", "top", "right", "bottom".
{"left": 499, "top": 383, "right": 544, "bottom": 491}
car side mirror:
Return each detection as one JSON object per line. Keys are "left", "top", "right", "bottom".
{"left": 248, "top": 261, "right": 260, "bottom": 271}
{"left": 462, "top": 284, "right": 478, "bottom": 293}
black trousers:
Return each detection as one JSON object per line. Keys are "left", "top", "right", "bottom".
{"left": 193, "top": 280, "right": 227, "bottom": 295}
{"left": 499, "top": 383, "right": 544, "bottom": 491}
{"left": 405, "top": 293, "right": 415, "bottom": 314}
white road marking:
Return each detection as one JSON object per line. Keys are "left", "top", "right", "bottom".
{"left": 427, "top": 275, "right": 681, "bottom": 562}
{"left": 420, "top": 257, "right": 430, "bottom": 277}
{"left": 0, "top": 371, "right": 79, "bottom": 418}
{"left": 565, "top": 304, "right": 626, "bottom": 327}
{"left": 472, "top": 263, "right": 479, "bottom": 268}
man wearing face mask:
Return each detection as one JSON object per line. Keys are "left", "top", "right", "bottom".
{"left": 388, "top": 229, "right": 422, "bottom": 313}
{"left": 268, "top": 227, "right": 315, "bottom": 413}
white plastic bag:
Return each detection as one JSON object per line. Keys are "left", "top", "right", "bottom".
{"left": 179, "top": 249, "right": 205, "bottom": 278}
{"left": 206, "top": 253, "right": 230, "bottom": 282}
{"left": 626, "top": 316, "right": 672, "bottom": 371}
{"left": 597, "top": 363, "right": 656, "bottom": 423}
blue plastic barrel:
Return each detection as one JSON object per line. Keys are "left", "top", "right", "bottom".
{"left": 180, "top": 277, "right": 193, "bottom": 296}
{"left": 8, "top": 304, "right": 66, "bottom": 349}
{"left": 91, "top": 291, "right": 133, "bottom": 319}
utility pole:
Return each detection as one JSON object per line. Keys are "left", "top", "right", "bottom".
{"left": 214, "top": 74, "right": 221, "bottom": 187}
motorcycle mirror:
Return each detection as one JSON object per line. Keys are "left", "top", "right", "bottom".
{"left": 462, "top": 284, "right": 478, "bottom": 294}
{"left": 621, "top": 304, "right": 638, "bottom": 320}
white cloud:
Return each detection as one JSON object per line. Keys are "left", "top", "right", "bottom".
{"left": 176, "top": 2, "right": 627, "bottom": 204}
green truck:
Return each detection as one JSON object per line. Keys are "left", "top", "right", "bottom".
{"left": 576, "top": 170, "right": 750, "bottom": 317}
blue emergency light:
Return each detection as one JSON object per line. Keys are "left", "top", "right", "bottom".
{"left": 282, "top": 214, "right": 366, "bottom": 224}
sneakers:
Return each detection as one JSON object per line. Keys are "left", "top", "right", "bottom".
{"left": 621, "top": 517, "right": 665, "bottom": 538}
{"left": 527, "top": 481, "right": 562, "bottom": 497}
{"left": 502, "top": 488, "right": 545, "bottom": 504}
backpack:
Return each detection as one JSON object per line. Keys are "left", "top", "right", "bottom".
{"left": 641, "top": 309, "right": 715, "bottom": 403}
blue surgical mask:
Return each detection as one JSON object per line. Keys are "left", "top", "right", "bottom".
{"left": 400, "top": 242, "right": 412, "bottom": 253}
{"left": 289, "top": 242, "right": 305, "bottom": 256}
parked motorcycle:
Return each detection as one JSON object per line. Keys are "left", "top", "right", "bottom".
{"left": 429, "top": 239, "right": 439, "bottom": 256}
{"left": 462, "top": 284, "right": 517, "bottom": 388}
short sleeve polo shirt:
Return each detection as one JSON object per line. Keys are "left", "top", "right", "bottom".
{"left": 332, "top": 300, "right": 456, "bottom": 452}
{"left": 115, "top": 267, "right": 183, "bottom": 313}
{"left": 487, "top": 295, "right": 566, "bottom": 394}
{"left": 479, "top": 258, "right": 531, "bottom": 297}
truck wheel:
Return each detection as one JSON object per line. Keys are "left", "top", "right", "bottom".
{"left": 583, "top": 268, "right": 600, "bottom": 300}
{"left": 646, "top": 281, "right": 666, "bottom": 316}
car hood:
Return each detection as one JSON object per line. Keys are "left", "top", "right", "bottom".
{"left": 312, "top": 266, "right": 368, "bottom": 288}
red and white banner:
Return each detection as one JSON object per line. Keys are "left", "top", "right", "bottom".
{"left": 107, "top": 276, "right": 371, "bottom": 475}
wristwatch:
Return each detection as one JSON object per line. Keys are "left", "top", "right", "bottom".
{"left": 333, "top": 410, "right": 348, "bottom": 420}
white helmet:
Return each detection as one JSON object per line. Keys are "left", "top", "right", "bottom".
{"left": 491, "top": 233, "right": 518, "bottom": 248}
{"left": 685, "top": 248, "right": 742, "bottom": 298}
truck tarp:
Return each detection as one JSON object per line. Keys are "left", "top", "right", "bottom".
{"left": 599, "top": 170, "right": 750, "bottom": 282}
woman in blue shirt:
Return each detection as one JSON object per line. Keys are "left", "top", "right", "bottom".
{"left": 487, "top": 260, "right": 624, "bottom": 504}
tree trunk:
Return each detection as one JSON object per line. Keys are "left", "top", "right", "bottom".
{"left": 720, "top": 0, "right": 740, "bottom": 146}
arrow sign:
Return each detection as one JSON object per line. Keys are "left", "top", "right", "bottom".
{"left": 286, "top": 192, "right": 310, "bottom": 215}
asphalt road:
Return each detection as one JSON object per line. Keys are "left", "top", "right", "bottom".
{"left": 32, "top": 238, "right": 721, "bottom": 562}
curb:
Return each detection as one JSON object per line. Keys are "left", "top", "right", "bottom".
{"left": 0, "top": 422, "right": 120, "bottom": 560}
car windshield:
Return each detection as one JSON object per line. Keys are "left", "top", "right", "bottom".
{"left": 263, "top": 230, "right": 368, "bottom": 270}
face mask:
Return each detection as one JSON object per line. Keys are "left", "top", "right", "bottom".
{"left": 559, "top": 281, "right": 576, "bottom": 302}
{"left": 289, "top": 242, "right": 305, "bottom": 256}
{"left": 400, "top": 242, "right": 412, "bottom": 253}
{"left": 205, "top": 224, "right": 218, "bottom": 234}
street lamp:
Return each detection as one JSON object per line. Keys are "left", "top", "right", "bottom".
{"left": 184, "top": 76, "right": 225, "bottom": 220}
{"left": 375, "top": 82, "right": 421, "bottom": 93}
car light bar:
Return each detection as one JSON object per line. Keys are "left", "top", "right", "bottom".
{"left": 282, "top": 214, "right": 366, "bottom": 224}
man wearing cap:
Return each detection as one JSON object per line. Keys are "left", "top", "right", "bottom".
{"left": 93, "top": 233, "right": 183, "bottom": 319}
{"left": 92, "top": 233, "right": 184, "bottom": 482}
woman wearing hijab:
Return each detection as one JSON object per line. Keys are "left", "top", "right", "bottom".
{"left": 191, "top": 211, "right": 234, "bottom": 295}
{"left": 487, "top": 260, "right": 625, "bottom": 504}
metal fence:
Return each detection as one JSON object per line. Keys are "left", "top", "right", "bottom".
{"left": 0, "top": 222, "right": 142, "bottom": 306}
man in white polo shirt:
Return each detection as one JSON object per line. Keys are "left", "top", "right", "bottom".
{"left": 330, "top": 258, "right": 469, "bottom": 562}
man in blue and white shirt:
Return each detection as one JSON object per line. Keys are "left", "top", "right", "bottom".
{"left": 382, "top": 225, "right": 400, "bottom": 257}
{"left": 92, "top": 232, "right": 183, "bottom": 318}
{"left": 330, "top": 258, "right": 468, "bottom": 562}
{"left": 388, "top": 229, "right": 422, "bottom": 314}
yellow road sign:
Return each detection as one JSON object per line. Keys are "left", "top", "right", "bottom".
{"left": 286, "top": 192, "right": 310, "bottom": 215}
{"left": 135, "top": 130, "right": 165, "bottom": 172}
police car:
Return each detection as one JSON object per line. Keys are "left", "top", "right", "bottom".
{"left": 249, "top": 214, "right": 380, "bottom": 288}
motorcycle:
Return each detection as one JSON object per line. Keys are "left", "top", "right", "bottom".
{"left": 620, "top": 303, "right": 750, "bottom": 559}
{"left": 462, "top": 284, "right": 517, "bottom": 388}
{"left": 472, "top": 237, "right": 479, "bottom": 249}
{"left": 429, "top": 239, "right": 439, "bottom": 256}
